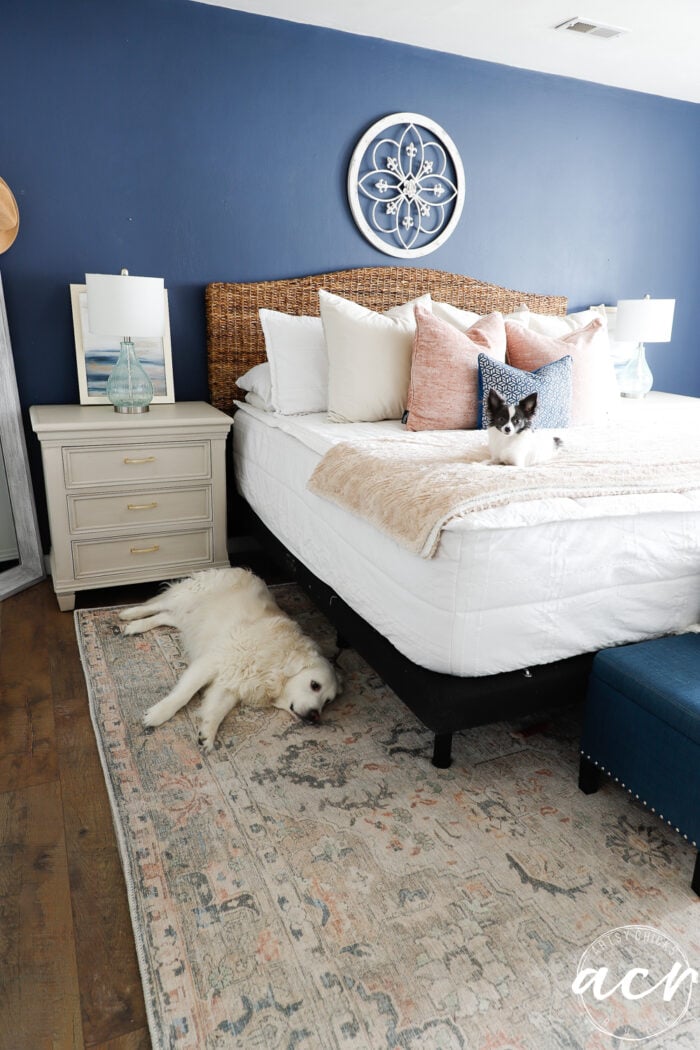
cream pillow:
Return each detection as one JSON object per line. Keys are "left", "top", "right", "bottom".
{"left": 259, "top": 310, "right": 328, "bottom": 414}
{"left": 319, "top": 290, "right": 431, "bottom": 422}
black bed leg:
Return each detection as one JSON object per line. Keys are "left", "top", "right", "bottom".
{"left": 578, "top": 755, "right": 601, "bottom": 795}
{"left": 692, "top": 853, "right": 700, "bottom": 897}
{"left": 432, "top": 732, "right": 453, "bottom": 769}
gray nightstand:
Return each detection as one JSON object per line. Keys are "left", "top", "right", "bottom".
{"left": 30, "top": 401, "right": 232, "bottom": 610}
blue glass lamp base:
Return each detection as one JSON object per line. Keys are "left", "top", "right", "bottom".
{"left": 619, "top": 343, "right": 653, "bottom": 399}
{"left": 106, "top": 339, "right": 154, "bottom": 413}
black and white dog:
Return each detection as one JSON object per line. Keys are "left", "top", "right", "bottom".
{"left": 486, "top": 389, "right": 563, "bottom": 467}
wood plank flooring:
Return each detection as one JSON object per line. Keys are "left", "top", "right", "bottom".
{"left": 0, "top": 580, "right": 156, "bottom": 1050}
{"left": 0, "top": 556, "right": 287, "bottom": 1050}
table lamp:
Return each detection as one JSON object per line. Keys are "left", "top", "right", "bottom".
{"left": 86, "top": 270, "right": 165, "bottom": 412}
{"left": 615, "top": 295, "right": 675, "bottom": 398}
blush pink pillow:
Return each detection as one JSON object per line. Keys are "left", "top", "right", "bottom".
{"left": 505, "top": 318, "right": 617, "bottom": 425}
{"left": 406, "top": 307, "right": 506, "bottom": 430}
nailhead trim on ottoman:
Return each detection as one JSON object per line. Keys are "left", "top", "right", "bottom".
{"left": 578, "top": 633, "right": 700, "bottom": 895}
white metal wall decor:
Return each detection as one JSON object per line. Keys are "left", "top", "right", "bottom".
{"left": 347, "top": 112, "right": 465, "bottom": 258}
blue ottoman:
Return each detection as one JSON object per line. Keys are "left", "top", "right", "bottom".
{"left": 578, "top": 633, "right": 700, "bottom": 895}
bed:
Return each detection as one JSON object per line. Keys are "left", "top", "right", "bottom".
{"left": 205, "top": 266, "right": 700, "bottom": 767}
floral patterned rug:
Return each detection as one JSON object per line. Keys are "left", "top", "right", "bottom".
{"left": 75, "top": 585, "right": 700, "bottom": 1050}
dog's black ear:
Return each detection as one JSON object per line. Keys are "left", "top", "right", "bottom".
{"left": 519, "top": 392, "right": 538, "bottom": 418}
{"left": 487, "top": 388, "right": 504, "bottom": 414}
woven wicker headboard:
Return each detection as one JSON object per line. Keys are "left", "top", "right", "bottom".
{"left": 205, "top": 266, "right": 567, "bottom": 414}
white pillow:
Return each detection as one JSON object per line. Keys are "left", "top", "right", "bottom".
{"left": 590, "top": 303, "right": 616, "bottom": 329}
{"left": 237, "top": 362, "right": 273, "bottom": 411}
{"left": 515, "top": 305, "right": 603, "bottom": 337}
{"left": 431, "top": 301, "right": 482, "bottom": 332}
{"left": 244, "top": 391, "right": 271, "bottom": 412}
{"left": 319, "top": 290, "right": 431, "bottom": 422}
{"left": 590, "top": 304, "right": 637, "bottom": 363}
{"left": 433, "top": 301, "right": 529, "bottom": 332}
{"left": 259, "top": 310, "right": 328, "bottom": 414}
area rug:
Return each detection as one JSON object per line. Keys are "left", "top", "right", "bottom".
{"left": 75, "top": 585, "right": 700, "bottom": 1050}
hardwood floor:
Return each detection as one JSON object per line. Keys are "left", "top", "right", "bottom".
{"left": 1, "top": 579, "right": 154, "bottom": 1050}
{"left": 0, "top": 556, "right": 289, "bottom": 1050}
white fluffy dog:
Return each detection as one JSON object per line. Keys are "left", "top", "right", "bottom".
{"left": 119, "top": 568, "right": 341, "bottom": 751}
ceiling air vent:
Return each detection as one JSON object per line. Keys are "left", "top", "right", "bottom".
{"left": 555, "top": 16, "right": 629, "bottom": 39}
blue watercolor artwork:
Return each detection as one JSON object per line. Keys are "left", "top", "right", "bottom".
{"left": 84, "top": 345, "right": 168, "bottom": 397}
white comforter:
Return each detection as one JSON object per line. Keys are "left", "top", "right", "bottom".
{"left": 233, "top": 393, "right": 700, "bottom": 677}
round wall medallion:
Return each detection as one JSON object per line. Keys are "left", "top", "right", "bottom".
{"left": 347, "top": 112, "right": 465, "bottom": 258}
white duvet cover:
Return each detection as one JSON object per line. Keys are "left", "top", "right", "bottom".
{"left": 233, "top": 394, "right": 700, "bottom": 677}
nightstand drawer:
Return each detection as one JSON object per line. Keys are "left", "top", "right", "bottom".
{"left": 68, "top": 486, "right": 212, "bottom": 532}
{"left": 72, "top": 529, "right": 213, "bottom": 579}
{"left": 63, "top": 441, "right": 211, "bottom": 488}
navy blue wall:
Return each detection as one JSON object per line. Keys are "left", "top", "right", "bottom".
{"left": 2, "top": 1, "right": 699, "bottom": 435}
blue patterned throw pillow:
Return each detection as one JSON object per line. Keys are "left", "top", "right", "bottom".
{"left": 477, "top": 353, "right": 572, "bottom": 429}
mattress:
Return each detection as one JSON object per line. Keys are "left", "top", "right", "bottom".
{"left": 233, "top": 395, "right": 700, "bottom": 677}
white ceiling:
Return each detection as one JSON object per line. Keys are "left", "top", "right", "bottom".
{"left": 191, "top": 0, "right": 700, "bottom": 104}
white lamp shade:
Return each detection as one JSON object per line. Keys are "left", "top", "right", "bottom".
{"left": 615, "top": 297, "right": 675, "bottom": 344}
{"left": 86, "top": 272, "right": 165, "bottom": 337}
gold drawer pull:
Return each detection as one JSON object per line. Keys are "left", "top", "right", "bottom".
{"left": 130, "top": 544, "right": 160, "bottom": 555}
{"left": 123, "top": 455, "right": 156, "bottom": 465}
{"left": 127, "top": 501, "right": 158, "bottom": 511}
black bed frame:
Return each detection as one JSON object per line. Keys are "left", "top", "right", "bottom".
{"left": 245, "top": 506, "right": 595, "bottom": 768}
